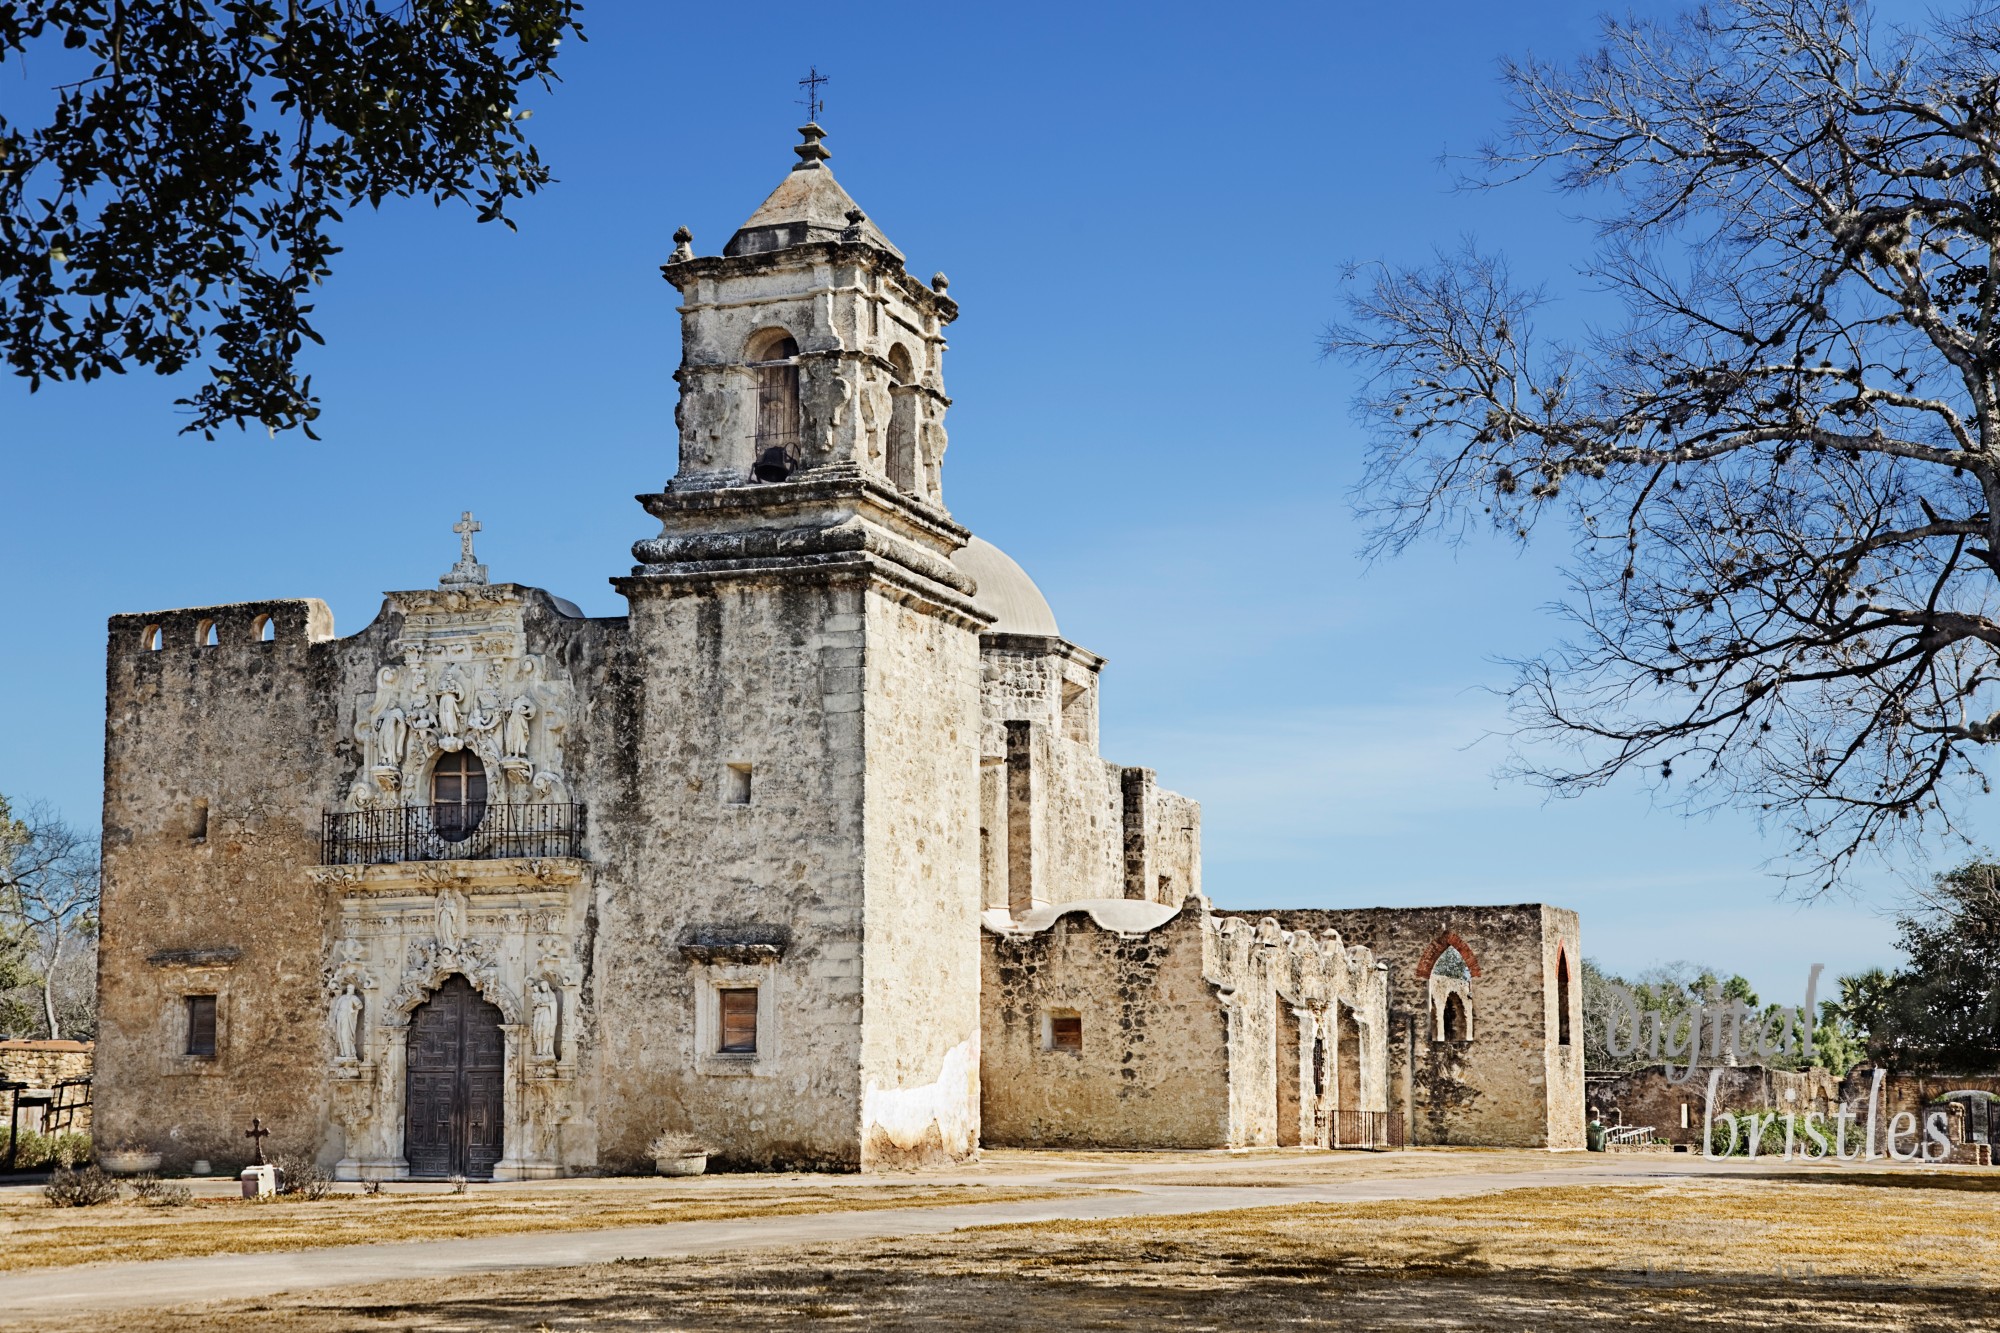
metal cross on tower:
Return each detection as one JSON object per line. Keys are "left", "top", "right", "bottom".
{"left": 797, "top": 66, "right": 829, "bottom": 124}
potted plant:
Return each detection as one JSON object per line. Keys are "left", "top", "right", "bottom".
{"left": 648, "top": 1132, "right": 709, "bottom": 1177}
{"left": 98, "top": 1143, "right": 164, "bottom": 1175}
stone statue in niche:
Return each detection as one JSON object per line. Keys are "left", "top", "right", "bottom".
{"left": 435, "top": 666, "right": 467, "bottom": 751}
{"left": 332, "top": 984, "right": 363, "bottom": 1062}
{"left": 503, "top": 696, "right": 536, "bottom": 762}
{"left": 529, "top": 980, "right": 559, "bottom": 1061}
{"left": 435, "top": 887, "right": 468, "bottom": 955}
{"left": 347, "top": 592, "right": 578, "bottom": 815}
{"left": 374, "top": 706, "right": 407, "bottom": 775}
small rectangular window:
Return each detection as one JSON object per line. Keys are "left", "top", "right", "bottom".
{"left": 726, "top": 764, "right": 753, "bottom": 805}
{"left": 1050, "top": 1014, "right": 1083, "bottom": 1053}
{"left": 719, "top": 988, "right": 758, "bottom": 1054}
{"left": 185, "top": 995, "right": 217, "bottom": 1058}
{"left": 190, "top": 800, "right": 209, "bottom": 843}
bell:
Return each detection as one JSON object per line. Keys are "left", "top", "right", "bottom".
{"left": 753, "top": 447, "right": 795, "bottom": 483}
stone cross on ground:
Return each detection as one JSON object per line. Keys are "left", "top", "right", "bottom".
{"left": 244, "top": 1117, "right": 269, "bottom": 1165}
{"left": 439, "top": 509, "right": 490, "bottom": 587}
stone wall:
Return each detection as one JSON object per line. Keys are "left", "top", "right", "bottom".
{"left": 97, "top": 588, "right": 627, "bottom": 1177}
{"left": 606, "top": 573, "right": 872, "bottom": 1171}
{"left": 0, "top": 1040, "right": 93, "bottom": 1136}
{"left": 980, "top": 900, "right": 1391, "bottom": 1150}
{"left": 981, "top": 901, "right": 1231, "bottom": 1148}
{"left": 97, "top": 597, "right": 345, "bottom": 1174}
{"left": 1230, "top": 904, "right": 1584, "bottom": 1148}
{"left": 1587, "top": 1065, "right": 1840, "bottom": 1148}
{"left": 975, "top": 636, "right": 1200, "bottom": 913}
{"left": 0, "top": 1039, "right": 93, "bottom": 1087}
{"left": 858, "top": 591, "right": 984, "bottom": 1167}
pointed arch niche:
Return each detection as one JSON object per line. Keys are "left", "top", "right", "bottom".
{"left": 1420, "top": 931, "right": 1479, "bottom": 1044}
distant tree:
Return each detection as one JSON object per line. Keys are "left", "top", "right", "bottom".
{"left": 1581, "top": 957, "right": 1865, "bottom": 1072}
{"left": 0, "top": 802, "right": 99, "bottom": 1040}
{"left": 1325, "top": 0, "right": 2000, "bottom": 892}
{"left": 0, "top": 1, "right": 584, "bottom": 439}
{"left": 1847, "top": 861, "right": 2000, "bottom": 1071}
{"left": 0, "top": 798, "right": 34, "bottom": 1024}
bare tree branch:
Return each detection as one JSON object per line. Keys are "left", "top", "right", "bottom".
{"left": 1325, "top": 1, "right": 2000, "bottom": 893}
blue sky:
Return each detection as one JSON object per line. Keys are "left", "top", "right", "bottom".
{"left": 0, "top": 0, "right": 1957, "bottom": 999}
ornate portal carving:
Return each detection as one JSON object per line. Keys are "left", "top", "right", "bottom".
{"left": 346, "top": 585, "right": 576, "bottom": 810}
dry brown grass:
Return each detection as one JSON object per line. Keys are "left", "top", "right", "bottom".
{"left": 28, "top": 1174, "right": 1999, "bottom": 1330}
{"left": 0, "top": 1182, "right": 1077, "bottom": 1272}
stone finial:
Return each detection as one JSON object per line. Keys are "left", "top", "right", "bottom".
{"left": 841, "top": 208, "right": 866, "bottom": 242}
{"left": 440, "top": 510, "right": 489, "bottom": 587}
{"left": 931, "top": 271, "right": 949, "bottom": 293}
{"left": 794, "top": 123, "right": 830, "bottom": 169}
{"left": 668, "top": 226, "right": 694, "bottom": 264}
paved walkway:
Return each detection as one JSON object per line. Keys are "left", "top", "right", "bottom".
{"left": 0, "top": 1154, "right": 1827, "bottom": 1319}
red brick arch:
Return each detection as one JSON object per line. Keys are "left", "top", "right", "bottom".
{"left": 1417, "top": 931, "right": 1482, "bottom": 982}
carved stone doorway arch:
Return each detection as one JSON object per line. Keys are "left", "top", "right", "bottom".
{"left": 405, "top": 975, "right": 505, "bottom": 1179}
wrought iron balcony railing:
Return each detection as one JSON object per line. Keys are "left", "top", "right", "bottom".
{"left": 320, "top": 803, "right": 585, "bottom": 866}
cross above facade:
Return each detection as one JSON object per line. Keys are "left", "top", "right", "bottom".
{"left": 245, "top": 1116, "right": 269, "bottom": 1165}
{"left": 440, "top": 509, "right": 490, "bottom": 587}
{"left": 454, "top": 511, "right": 482, "bottom": 564}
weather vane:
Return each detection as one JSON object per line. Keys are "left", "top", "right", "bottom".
{"left": 798, "top": 66, "right": 829, "bottom": 124}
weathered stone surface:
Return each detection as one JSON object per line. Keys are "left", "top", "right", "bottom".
{"left": 1225, "top": 905, "right": 1585, "bottom": 1149}
{"left": 980, "top": 900, "right": 1390, "bottom": 1149}
{"left": 93, "top": 125, "right": 1590, "bottom": 1178}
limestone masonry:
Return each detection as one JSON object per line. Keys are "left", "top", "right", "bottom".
{"left": 96, "top": 127, "right": 1585, "bottom": 1175}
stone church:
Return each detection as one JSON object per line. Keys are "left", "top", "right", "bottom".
{"left": 95, "top": 126, "right": 1584, "bottom": 1177}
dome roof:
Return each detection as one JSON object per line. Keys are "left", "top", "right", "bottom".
{"left": 953, "top": 537, "right": 1059, "bottom": 637}
{"left": 724, "top": 125, "right": 904, "bottom": 261}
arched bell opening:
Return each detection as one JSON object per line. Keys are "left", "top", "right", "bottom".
{"left": 747, "top": 329, "right": 801, "bottom": 482}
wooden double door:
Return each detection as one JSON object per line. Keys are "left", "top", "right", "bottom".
{"left": 405, "top": 975, "right": 505, "bottom": 1179}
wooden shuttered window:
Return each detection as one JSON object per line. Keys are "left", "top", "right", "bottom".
{"left": 185, "top": 995, "right": 218, "bottom": 1058}
{"left": 718, "top": 988, "right": 758, "bottom": 1054}
{"left": 1050, "top": 1015, "right": 1083, "bottom": 1053}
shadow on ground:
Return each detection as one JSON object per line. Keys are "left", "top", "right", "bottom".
{"left": 60, "top": 1239, "right": 1999, "bottom": 1332}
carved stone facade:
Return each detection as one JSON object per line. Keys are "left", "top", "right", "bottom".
{"left": 306, "top": 857, "right": 589, "bottom": 1179}
{"left": 346, "top": 586, "right": 578, "bottom": 810}
{"left": 92, "top": 125, "right": 1584, "bottom": 1177}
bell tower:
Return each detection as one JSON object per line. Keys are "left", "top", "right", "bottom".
{"left": 612, "top": 124, "right": 991, "bottom": 1170}
{"left": 661, "top": 124, "right": 957, "bottom": 507}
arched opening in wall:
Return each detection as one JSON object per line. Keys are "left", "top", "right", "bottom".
{"left": 197, "top": 620, "right": 218, "bottom": 648}
{"left": 1333, "top": 1001, "right": 1364, "bottom": 1145}
{"left": 1276, "top": 1006, "right": 1303, "bottom": 1147}
{"left": 886, "top": 343, "right": 918, "bottom": 493}
{"left": 1557, "top": 950, "right": 1573, "bottom": 1047}
{"left": 1432, "top": 945, "right": 1469, "bottom": 980}
{"left": 430, "top": 751, "right": 489, "bottom": 844}
{"left": 253, "top": 614, "right": 275, "bottom": 643}
{"left": 142, "top": 624, "right": 163, "bottom": 651}
{"left": 748, "top": 329, "right": 801, "bottom": 481}
{"left": 1442, "top": 992, "right": 1468, "bottom": 1042}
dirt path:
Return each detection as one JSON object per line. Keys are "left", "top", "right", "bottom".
{"left": 0, "top": 1156, "right": 1795, "bottom": 1319}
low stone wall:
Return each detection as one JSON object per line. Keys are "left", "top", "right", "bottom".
{"left": 1587, "top": 1065, "right": 1839, "bottom": 1149}
{"left": 0, "top": 1040, "right": 94, "bottom": 1088}
{"left": 0, "top": 1040, "right": 94, "bottom": 1137}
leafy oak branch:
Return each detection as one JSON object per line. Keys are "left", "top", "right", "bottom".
{"left": 1326, "top": 0, "right": 2000, "bottom": 891}
{"left": 0, "top": 1, "right": 584, "bottom": 438}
